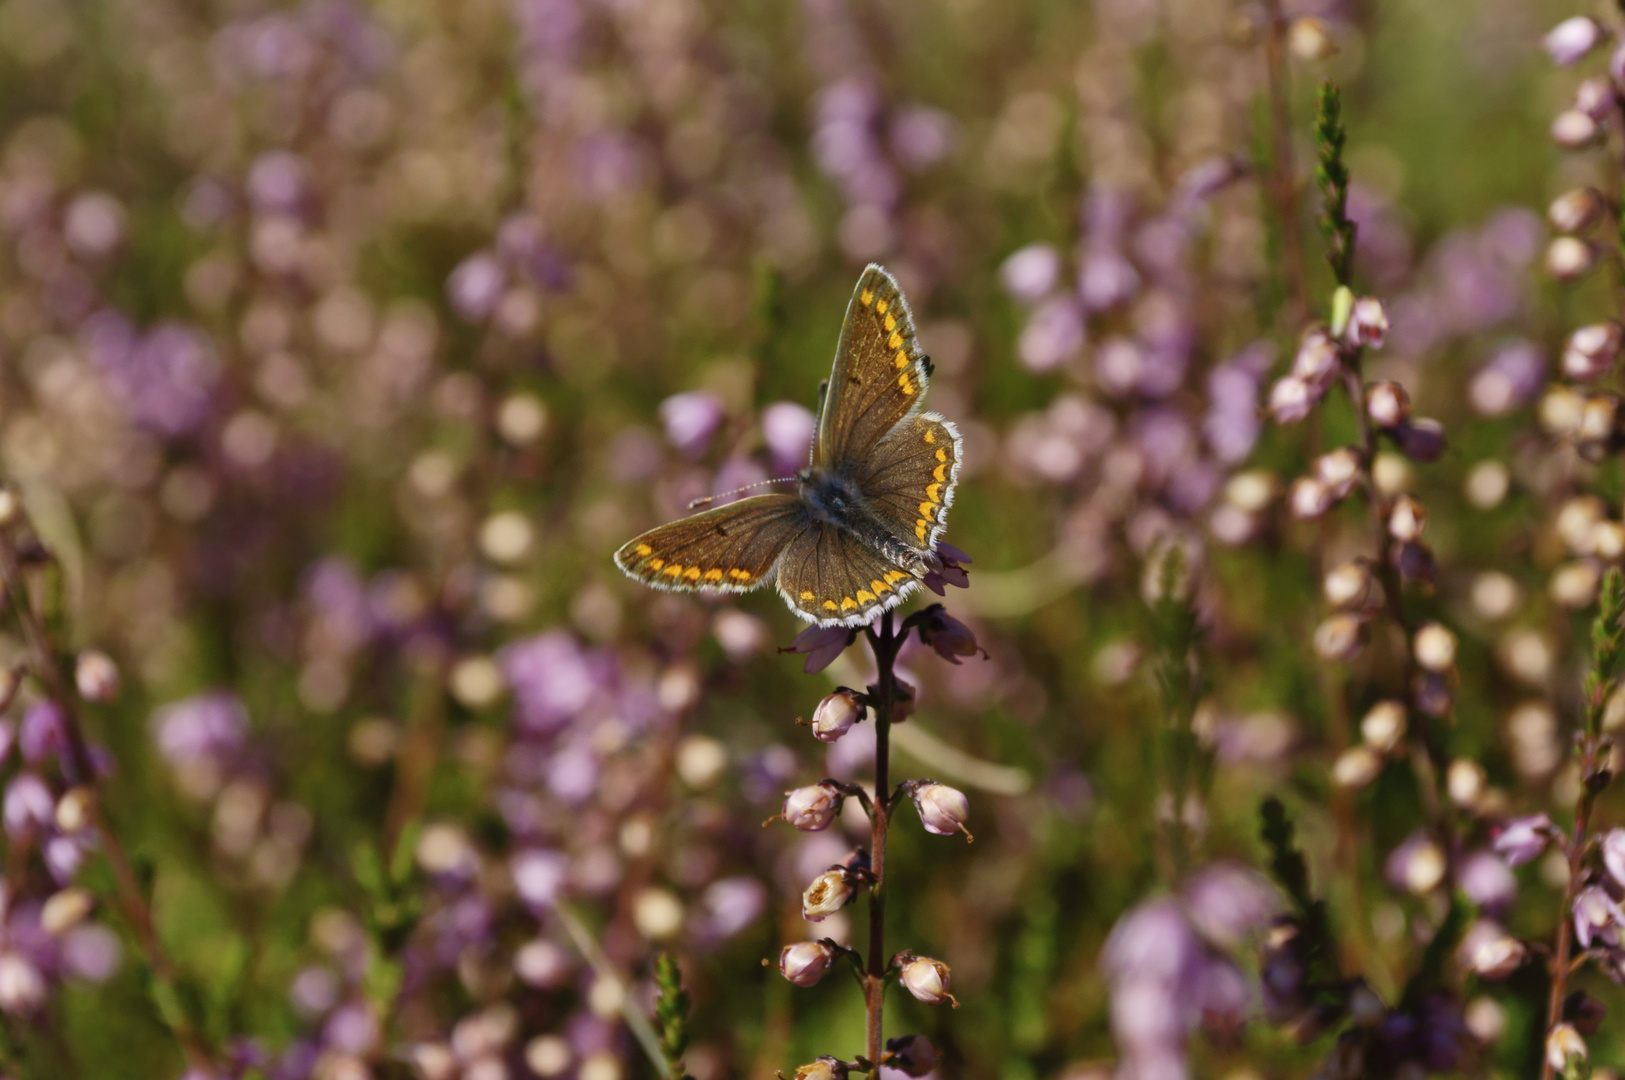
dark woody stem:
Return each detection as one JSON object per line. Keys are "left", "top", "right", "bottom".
{"left": 861, "top": 611, "right": 902, "bottom": 1073}
{"left": 0, "top": 534, "right": 215, "bottom": 1074}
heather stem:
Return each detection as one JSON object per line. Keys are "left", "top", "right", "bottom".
{"left": 0, "top": 533, "right": 215, "bottom": 1074}
{"left": 862, "top": 611, "right": 899, "bottom": 1072}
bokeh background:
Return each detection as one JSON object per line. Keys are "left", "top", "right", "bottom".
{"left": 0, "top": 0, "right": 1617, "bottom": 1077}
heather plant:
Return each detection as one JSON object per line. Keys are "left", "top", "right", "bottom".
{"left": 2, "top": 0, "right": 1625, "bottom": 1079}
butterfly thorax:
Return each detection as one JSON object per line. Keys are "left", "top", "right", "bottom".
{"left": 797, "top": 466, "right": 934, "bottom": 578}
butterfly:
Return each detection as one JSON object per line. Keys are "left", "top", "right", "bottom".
{"left": 614, "top": 264, "right": 963, "bottom": 627}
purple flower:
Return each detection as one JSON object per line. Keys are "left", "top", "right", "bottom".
{"left": 999, "top": 244, "right": 1061, "bottom": 303}
{"left": 1017, "top": 296, "right": 1085, "bottom": 372}
{"left": 1459, "top": 850, "right": 1517, "bottom": 913}
{"left": 18, "top": 703, "right": 65, "bottom": 764}
{"left": 246, "top": 151, "right": 309, "bottom": 212}
{"left": 511, "top": 849, "right": 569, "bottom": 910}
{"left": 3, "top": 775, "right": 54, "bottom": 839}
{"left": 762, "top": 401, "right": 816, "bottom": 475}
{"left": 659, "top": 391, "right": 725, "bottom": 457}
{"left": 152, "top": 693, "right": 249, "bottom": 766}
{"left": 498, "top": 631, "right": 608, "bottom": 732}
{"left": 1602, "top": 828, "right": 1625, "bottom": 887}
{"left": 447, "top": 251, "right": 506, "bottom": 322}
{"left": 1546, "top": 16, "right": 1604, "bottom": 66}
{"left": 1493, "top": 813, "right": 1553, "bottom": 867}
{"left": 781, "top": 625, "right": 856, "bottom": 675}
{"left": 1574, "top": 886, "right": 1623, "bottom": 949}
{"left": 87, "top": 315, "right": 220, "bottom": 436}
{"left": 922, "top": 541, "right": 971, "bottom": 594}
{"left": 699, "top": 877, "right": 766, "bottom": 938}
{"left": 1181, "top": 862, "right": 1279, "bottom": 948}
{"left": 1078, "top": 247, "right": 1141, "bottom": 312}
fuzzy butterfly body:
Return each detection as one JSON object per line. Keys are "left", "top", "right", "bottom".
{"left": 614, "top": 264, "right": 963, "bottom": 627}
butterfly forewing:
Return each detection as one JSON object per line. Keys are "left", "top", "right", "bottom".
{"left": 814, "top": 265, "right": 932, "bottom": 473}
{"left": 775, "top": 522, "right": 920, "bottom": 627}
{"left": 855, "top": 411, "right": 963, "bottom": 552}
{"left": 614, "top": 494, "right": 806, "bottom": 594}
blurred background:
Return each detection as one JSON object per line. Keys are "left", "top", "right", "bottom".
{"left": 0, "top": 0, "right": 1614, "bottom": 1076}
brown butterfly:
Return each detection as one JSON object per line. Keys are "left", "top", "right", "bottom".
{"left": 614, "top": 264, "right": 962, "bottom": 627}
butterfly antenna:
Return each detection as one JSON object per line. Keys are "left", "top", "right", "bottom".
{"left": 688, "top": 476, "right": 798, "bottom": 510}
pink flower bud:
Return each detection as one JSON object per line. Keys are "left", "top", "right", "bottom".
{"left": 1267, "top": 376, "right": 1316, "bottom": 424}
{"left": 1289, "top": 476, "right": 1333, "bottom": 520}
{"left": 777, "top": 941, "right": 836, "bottom": 987}
{"left": 906, "top": 781, "right": 972, "bottom": 840}
{"left": 1365, "top": 381, "right": 1410, "bottom": 428}
{"left": 780, "top": 782, "right": 843, "bottom": 832}
{"left": 1493, "top": 814, "right": 1552, "bottom": 867}
{"left": 899, "top": 955, "right": 957, "bottom": 1006}
{"left": 1549, "top": 188, "right": 1606, "bottom": 234}
{"left": 0, "top": 952, "right": 44, "bottom": 1014}
{"left": 1324, "top": 560, "right": 1376, "bottom": 610}
{"left": 1291, "top": 330, "right": 1341, "bottom": 387}
{"left": 1575, "top": 76, "right": 1616, "bottom": 119}
{"left": 1545, "top": 16, "right": 1604, "bottom": 66}
{"left": 1345, "top": 297, "right": 1389, "bottom": 349}
{"left": 1313, "top": 448, "right": 1360, "bottom": 500}
{"left": 809, "top": 690, "right": 861, "bottom": 743}
{"left": 1563, "top": 322, "right": 1623, "bottom": 380}
{"left": 801, "top": 869, "right": 854, "bottom": 922}
{"left": 1313, "top": 613, "right": 1365, "bottom": 662}
{"left": 883, "top": 1035, "right": 940, "bottom": 1078}
{"left": 1553, "top": 109, "right": 1601, "bottom": 149}
{"left": 74, "top": 651, "right": 120, "bottom": 703}
{"left": 1413, "top": 622, "right": 1456, "bottom": 672}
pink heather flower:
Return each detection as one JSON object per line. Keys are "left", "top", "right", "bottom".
{"left": 777, "top": 941, "right": 836, "bottom": 986}
{"left": 762, "top": 401, "right": 816, "bottom": 473}
{"left": 1267, "top": 376, "right": 1316, "bottom": 424}
{"left": 782, "top": 624, "right": 856, "bottom": 675}
{"left": 905, "top": 781, "right": 972, "bottom": 840}
{"left": 1366, "top": 381, "right": 1410, "bottom": 428}
{"left": 447, "top": 251, "right": 506, "bottom": 322}
{"left": 1573, "top": 885, "right": 1623, "bottom": 948}
{"left": 781, "top": 782, "right": 843, "bottom": 831}
{"left": 658, "top": 391, "right": 725, "bottom": 456}
{"left": 1017, "top": 296, "right": 1085, "bottom": 372}
{"left": 1545, "top": 16, "right": 1604, "bottom": 66}
{"left": 1547, "top": 1024, "right": 1587, "bottom": 1074}
{"left": 1346, "top": 296, "right": 1389, "bottom": 348}
{"left": 0, "top": 952, "right": 45, "bottom": 1014}
{"left": 1471, "top": 935, "right": 1526, "bottom": 979}
{"left": 898, "top": 955, "right": 956, "bottom": 1006}
{"left": 1393, "top": 418, "right": 1447, "bottom": 462}
{"left": 1563, "top": 322, "right": 1622, "bottom": 381}
{"left": 1493, "top": 813, "right": 1552, "bottom": 867}
{"left": 998, "top": 243, "right": 1061, "bottom": 303}
{"left": 74, "top": 651, "right": 120, "bottom": 703}
{"left": 809, "top": 691, "right": 861, "bottom": 742}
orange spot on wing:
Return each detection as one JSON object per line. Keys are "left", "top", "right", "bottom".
{"left": 915, "top": 520, "right": 928, "bottom": 542}
{"left": 876, "top": 299, "right": 889, "bottom": 315}
{"left": 919, "top": 502, "right": 936, "bottom": 520}
{"left": 683, "top": 567, "right": 702, "bottom": 580}
{"left": 800, "top": 590, "right": 814, "bottom": 600}
{"left": 856, "top": 589, "right": 876, "bottom": 603}
{"left": 662, "top": 564, "right": 684, "bottom": 578}
{"left": 927, "top": 484, "right": 941, "bottom": 503}
{"left": 648, "top": 558, "right": 665, "bottom": 570}
{"left": 728, "top": 568, "right": 752, "bottom": 581}
{"left": 635, "top": 543, "right": 653, "bottom": 556}
{"left": 888, "top": 331, "right": 902, "bottom": 350}
{"left": 884, "top": 314, "right": 897, "bottom": 332}
{"left": 923, "top": 429, "right": 935, "bottom": 444}
{"left": 898, "top": 372, "right": 915, "bottom": 395}
{"left": 840, "top": 597, "right": 858, "bottom": 611}
{"left": 861, "top": 289, "right": 874, "bottom": 306}
{"left": 704, "top": 569, "right": 723, "bottom": 582}
{"left": 884, "top": 570, "right": 908, "bottom": 584}
{"left": 933, "top": 463, "right": 947, "bottom": 482}
{"left": 935, "top": 448, "right": 947, "bottom": 462}
{"left": 894, "top": 350, "right": 908, "bottom": 369}
{"left": 823, "top": 600, "right": 838, "bottom": 611}
{"left": 871, "top": 578, "right": 889, "bottom": 594}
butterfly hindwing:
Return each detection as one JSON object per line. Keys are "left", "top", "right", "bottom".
{"left": 855, "top": 411, "right": 963, "bottom": 553}
{"left": 814, "top": 264, "right": 932, "bottom": 473}
{"left": 775, "top": 521, "right": 920, "bottom": 627}
{"left": 614, "top": 494, "right": 807, "bottom": 594}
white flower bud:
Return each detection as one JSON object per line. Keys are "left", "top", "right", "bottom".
{"left": 1346, "top": 297, "right": 1389, "bottom": 349}
{"left": 1365, "top": 381, "right": 1410, "bottom": 428}
{"left": 1224, "top": 470, "right": 1277, "bottom": 512}
{"left": 801, "top": 870, "right": 854, "bottom": 922}
{"left": 1472, "top": 936, "right": 1526, "bottom": 979}
{"left": 1413, "top": 622, "right": 1457, "bottom": 673}
{"left": 780, "top": 783, "right": 843, "bottom": 832}
{"left": 1287, "top": 16, "right": 1338, "bottom": 60}
{"left": 907, "top": 782, "right": 972, "bottom": 840}
{"left": 1331, "top": 746, "right": 1383, "bottom": 789}
{"left": 1447, "top": 759, "right": 1486, "bottom": 808}
{"left": 1314, "top": 613, "right": 1366, "bottom": 662}
{"left": 778, "top": 941, "right": 837, "bottom": 987}
{"left": 1578, "top": 394, "right": 1619, "bottom": 444}
{"left": 1324, "top": 560, "right": 1376, "bottom": 610}
{"left": 1558, "top": 496, "right": 1606, "bottom": 552}
{"left": 1541, "top": 385, "right": 1586, "bottom": 436}
{"left": 1549, "top": 187, "right": 1606, "bottom": 233}
{"left": 809, "top": 691, "right": 861, "bottom": 743}
{"left": 55, "top": 787, "right": 92, "bottom": 833}
{"left": 899, "top": 956, "right": 956, "bottom": 1006}
{"left": 1387, "top": 494, "right": 1426, "bottom": 543}
{"left": 1552, "top": 560, "right": 1601, "bottom": 610}
{"left": 40, "top": 887, "right": 93, "bottom": 935}
{"left": 1552, "top": 109, "right": 1601, "bottom": 149}
{"left": 1592, "top": 521, "right": 1625, "bottom": 560}
{"left": 1565, "top": 323, "right": 1623, "bottom": 382}
{"left": 74, "top": 651, "right": 120, "bottom": 703}
{"left": 0, "top": 490, "right": 18, "bottom": 528}
{"left": 1547, "top": 236, "right": 1597, "bottom": 282}
{"left": 1268, "top": 376, "right": 1316, "bottom": 424}
{"left": 1314, "top": 448, "right": 1360, "bottom": 500}
{"left": 1545, "top": 16, "right": 1604, "bottom": 66}
{"left": 1360, "top": 700, "right": 1407, "bottom": 754}
{"left": 1289, "top": 476, "right": 1333, "bottom": 520}
{"left": 1546, "top": 1023, "right": 1587, "bottom": 1073}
